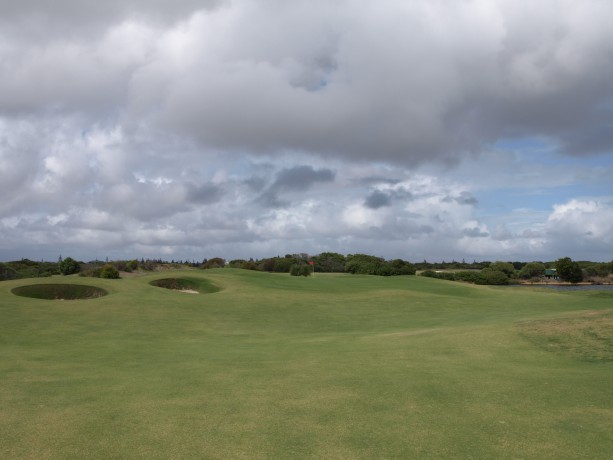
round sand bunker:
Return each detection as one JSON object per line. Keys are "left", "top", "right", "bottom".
{"left": 11, "top": 284, "right": 108, "bottom": 300}
{"left": 149, "top": 277, "right": 220, "bottom": 294}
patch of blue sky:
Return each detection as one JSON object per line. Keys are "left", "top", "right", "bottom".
{"left": 475, "top": 178, "right": 613, "bottom": 217}
{"left": 495, "top": 135, "right": 613, "bottom": 167}
{"left": 493, "top": 136, "right": 556, "bottom": 153}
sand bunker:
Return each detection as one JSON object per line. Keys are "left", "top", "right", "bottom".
{"left": 149, "top": 277, "right": 220, "bottom": 294}
{"left": 11, "top": 284, "right": 108, "bottom": 300}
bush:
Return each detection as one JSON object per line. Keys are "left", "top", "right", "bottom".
{"left": 313, "top": 252, "right": 346, "bottom": 273}
{"left": 518, "top": 262, "right": 546, "bottom": 279}
{"left": 0, "top": 263, "right": 22, "bottom": 281}
{"left": 435, "top": 272, "right": 457, "bottom": 281}
{"left": 240, "top": 260, "right": 259, "bottom": 270}
{"left": 99, "top": 264, "right": 120, "bottom": 279}
{"left": 345, "top": 254, "right": 386, "bottom": 275}
{"left": 290, "top": 264, "right": 311, "bottom": 277}
{"left": 386, "top": 259, "right": 417, "bottom": 275}
{"left": 201, "top": 258, "right": 226, "bottom": 269}
{"left": 126, "top": 259, "right": 139, "bottom": 271}
{"left": 345, "top": 254, "right": 414, "bottom": 276}
{"left": 474, "top": 269, "right": 509, "bottom": 285}
{"left": 419, "top": 270, "right": 456, "bottom": 281}
{"left": 59, "top": 257, "right": 81, "bottom": 275}
{"left": 488, "top": 261, "right": 516, "bottom": 278}
{"left": 455, "top": 271, "right": 479, "bottom": 283}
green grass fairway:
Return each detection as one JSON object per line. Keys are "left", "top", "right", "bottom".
{"left": 1, "top": 270, "right": 612, "bottom": 459}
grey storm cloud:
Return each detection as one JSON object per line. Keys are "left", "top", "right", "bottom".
{"left": 355, "top": 176, "right": 402, "bottom": 186}
{"left": 364, "top": 187, "right": 414, "bottom": 209}
{"left": 272, "top": 165, "right": 335, "bottom": 192}
{"left": 1, "top": 1, "right": 612, "bottom": 165}
{"left": 256, "top": 165, "right": 335, "bottom": 208}
{"left": 186, "top": 183, "right": 223, "bottom": 205}
{"left": 463, "top": 227, "right": 490, "bottom": 238}
{"left": 443, "top": 192, "right": 478, "bottom": 206}
{"left": 364, "top": 190, "right": 392, "bottom": 209}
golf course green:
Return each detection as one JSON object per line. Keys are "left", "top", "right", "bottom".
{"left": 1, "top": 269, "right": 611, "bottom": 458}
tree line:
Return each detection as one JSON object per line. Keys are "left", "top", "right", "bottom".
{"left": 1, "top": 254, "right": 612, "bottom": 284}
{"left": 420, "top": 258, "right": 612, "bottom": 285}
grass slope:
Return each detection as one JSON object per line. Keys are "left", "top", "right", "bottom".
{"left": 1, "top": 270, "right": 612, "bottom": 459}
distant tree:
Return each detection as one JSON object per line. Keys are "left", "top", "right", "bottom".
{"left": 59, "top": 257, "right": 81, "bottom": 275}
{"left": 273, "top": 257, "right": 295, "bottom": 273}
{"left": 488, "top": 261, "right": 515, "bottom": 278}
{"left": 0, "top": 263, "right": 22, "bottom": 281}
{"left": 387, "top": 259, "right": 416, "bottom": 275}
{"left": 313, "top": 252, "right": 346, "bottom": 272}
{"left": 202, "top": 257, "right": 225, "bottom": 269}
{"left": 518, "top": 262, "right": 546, "bottom": 279}
{"left": 228, "top": 259, "right": 246, "bottom": 268}
{"left": 455, "top": 271, "right": 479, "bottom": 283}
{"left": 240, "top": 260, "right": 258, "bottom": 270}
{"left": 555, "top": 257, "right": 583, "bottom": 283}
{"left": 260, "top": 258, "right": 276, "bottom": 272}
{"left": 475, "top": 269, "right": 509, "bottom": 285}
{"left": 290, "top": 264, "right": 311, "bottom": 277}
{"left": 583, "top": 263, "right": 609, "bottom": 278}
{"left": 345, "top": 254, "right": 386, "bottom": 275}
{"left": 126, "top": 259, "right": 139, "bottom": 271}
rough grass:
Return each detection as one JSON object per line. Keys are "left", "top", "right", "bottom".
{"left": 518, "top": 309, "right": 613, "bottom": 362}
{"left": 1, "top": 270, "right": 612, "bottom": 459}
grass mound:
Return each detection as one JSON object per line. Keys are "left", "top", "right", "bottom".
{"left": 11, "top": 283, "right": 108, "bottom": 300}
{"left": 149, "top": 277, "right": 220, "bottom": 293}
{"left": 518, "top": 309, "right": 613, "bottom": 362}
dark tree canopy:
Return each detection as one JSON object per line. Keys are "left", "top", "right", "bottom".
{"left": 555, "top": 257, "right": 584, "bottom": 283}
{"left": 59, "top": 257, "right": 81, "bottom": 276}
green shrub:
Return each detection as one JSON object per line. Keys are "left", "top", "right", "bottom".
{"left": 59, "top": 257, "right": 81, "bottom": 275}
{"left": 474, "top": 269, "right": 509, "bottom": 285}
{"left": 518, "top": 262, "right": 546, "bottom": 279}
{"left": 0, "top": 263, "right": 22, "bottom": 281}
{"left": 201, "top": 257, "right": 226, "bottom": 269}
{"left": 100, "top": 264, "right": 120, "bottom": 279}
{"left": 488, "top": 261, "right": 516, "bottom": 278}
{"left": 290, "top": 264, "right": 311, "bottom": 277}
{"left": 455, "top": 271, "right": 479, "bottom": 283}
{"left": 419, "top": 270, "right": 456, "bottom": 281}
{"left": 126, "top": 259, "right": 139, "bottom": 271}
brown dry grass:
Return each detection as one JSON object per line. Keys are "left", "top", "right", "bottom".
{"left": 518, "top": 309, "right": 613, "bottom": 362}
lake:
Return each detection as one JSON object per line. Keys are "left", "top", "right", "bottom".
{"left": 506, "top": 284, "right": 613, "bottom": 291}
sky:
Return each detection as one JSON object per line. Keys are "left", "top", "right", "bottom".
{"left": 1, "top": 0, "right": 612, "bottom": 263}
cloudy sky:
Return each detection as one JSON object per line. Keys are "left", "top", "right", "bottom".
{"left": 1, "top": 0, "right": 612, "bottom": 263}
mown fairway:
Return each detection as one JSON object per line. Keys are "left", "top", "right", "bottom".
{"left": 1, "top": 269, "right": 612, "bottom": 459}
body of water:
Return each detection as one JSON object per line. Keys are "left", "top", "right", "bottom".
{"left": 506, "top": 284, "right": 613, "bottom": 291}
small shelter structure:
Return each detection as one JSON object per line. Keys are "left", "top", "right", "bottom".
{"left": 544, "top": 268, "right": 558, "bottom": 280}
